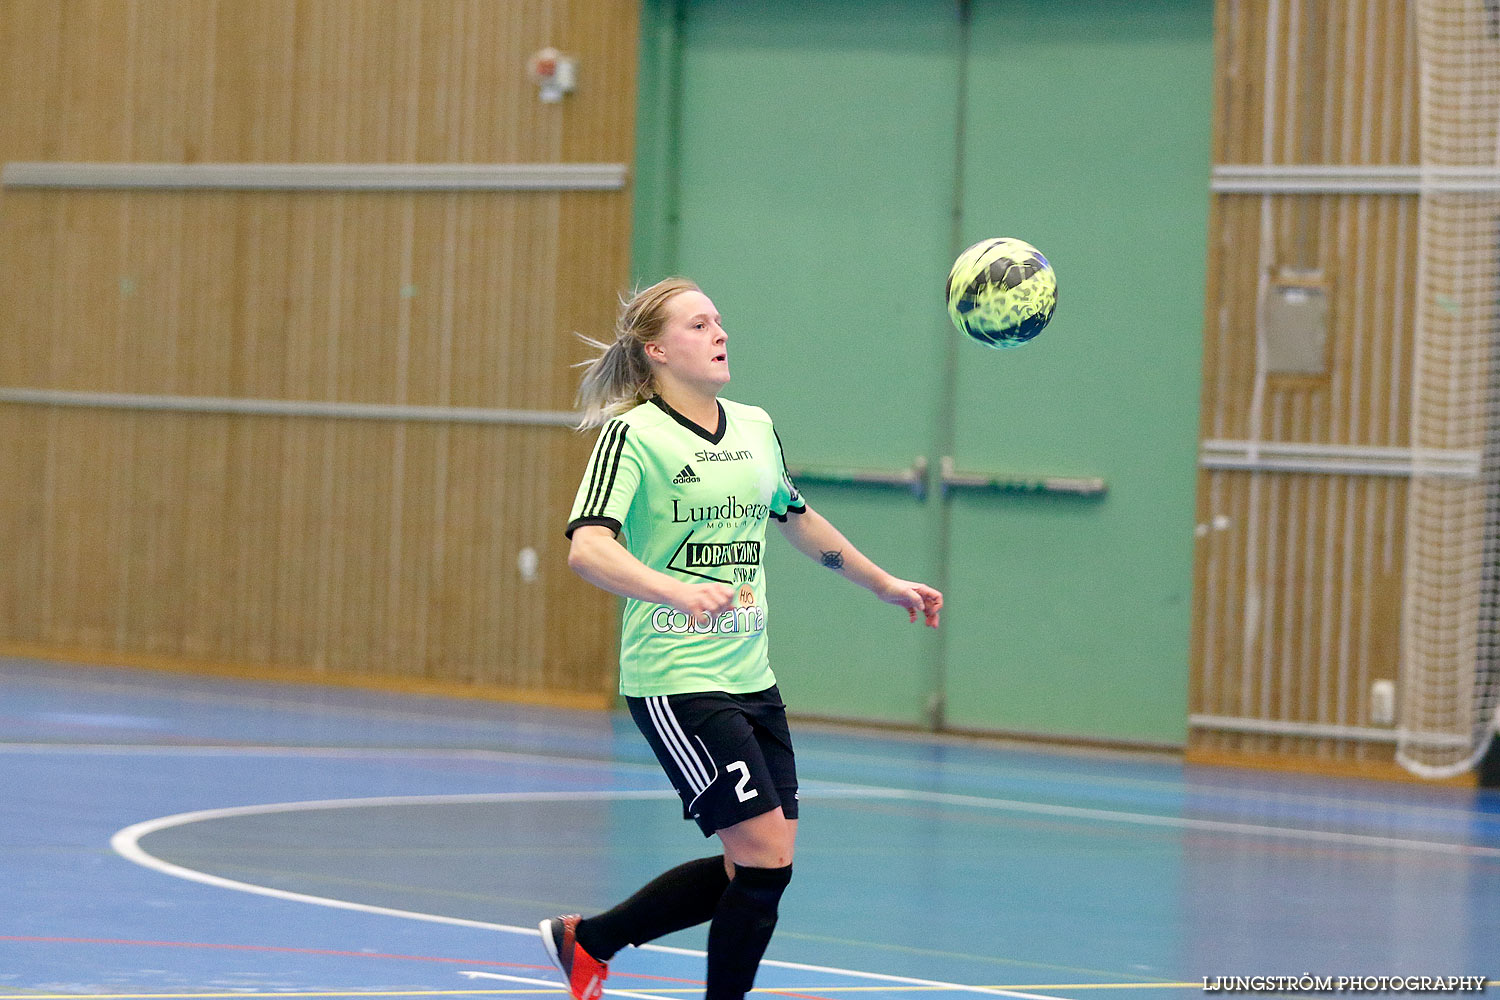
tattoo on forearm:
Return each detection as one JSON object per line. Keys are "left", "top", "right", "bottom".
{"left": 820, "top": 549, "right": 845, "bottom": 571}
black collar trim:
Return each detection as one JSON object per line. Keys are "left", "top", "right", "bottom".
{"left": 651, "top": 395, "right": 726, "bottom": 444}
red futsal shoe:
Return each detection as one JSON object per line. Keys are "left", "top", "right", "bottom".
{"left": 540, "top": 914, "right": 609, "bottom": 1000}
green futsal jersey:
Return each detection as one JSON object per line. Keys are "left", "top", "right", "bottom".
{"left": 566, "top": 396, "right": 806, "bottom": 697}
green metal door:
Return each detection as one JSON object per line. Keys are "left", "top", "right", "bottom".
{"left": 637, "top": 0, "right": 1211, "bottom": 743}
{"left": 641, "top": 0, "right": 959, "bottom": 726}
{"left": 938, "top": 1, "right": 1211, "bottom": 744}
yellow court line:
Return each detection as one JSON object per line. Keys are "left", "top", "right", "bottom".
{"left": 749, "top": 988, "right": 1200, "bottom": 994}
{"left": 35, "top": 986, "right": 1500, "bottom": 1000}
{"left": 3, "top": 996, "right": 509, "bottom": 1000}
{"left": 6, "top": 982, "right": 1495, "bottom": 999}
{"left": 744, "top": 989, "right": 1199, "bottom": 995}
{"left": 0, "top": 986, "right": 1208, "bottom": 1000}
{"left": 1003, "top": 987, "right": 1202, "bottom": 992}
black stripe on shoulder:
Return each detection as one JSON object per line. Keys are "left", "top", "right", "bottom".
{"left": 589, "top": 421, "right": 630, "bottom": 517}
{"left": 772, "top": 427, "right": 802, "bottom": 501}
{"left": 772, "top": 427, "right": 791, "bottom": 467}
{"left": 582, "top": 421, "right": 627, "bottom": 517}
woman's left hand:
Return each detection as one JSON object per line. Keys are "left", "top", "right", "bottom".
{"left": 878, "top": 578, "right": 943, "bottom": 628}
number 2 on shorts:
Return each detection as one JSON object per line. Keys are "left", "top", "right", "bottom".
{"left": 726, "top": 760, "right": 759, "bottom": 802}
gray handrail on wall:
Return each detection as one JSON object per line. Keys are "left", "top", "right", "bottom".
{"left": 0, "top": 387, "right": 581, "bottom": 427}
{"left": 0, "top": 161, "right": 629, "bottom": 191}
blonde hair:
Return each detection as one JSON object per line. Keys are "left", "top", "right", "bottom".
{"left": 574, "top": 276, "right": 701, "bottom": 430}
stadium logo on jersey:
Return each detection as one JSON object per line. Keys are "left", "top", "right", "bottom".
{"left": 695, "top": 448, "right": 753, "bottom": 463}
{"left": 672, "top": 464, "right": 701, "bottom": 484}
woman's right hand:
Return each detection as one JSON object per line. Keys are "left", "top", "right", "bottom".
{"left": 670, "top": 582, "right": 737, "bottom": 617}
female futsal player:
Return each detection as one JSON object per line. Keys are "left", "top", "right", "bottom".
{"left": 541, "top": 277, "right": 942, "bottom": 1000}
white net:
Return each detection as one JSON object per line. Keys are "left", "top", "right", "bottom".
{"left": 1400, "top": 1, "right": 1500, "bottom": 777}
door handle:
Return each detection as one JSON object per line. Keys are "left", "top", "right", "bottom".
{"left": 937, "top": 456, "right": 1106, "bottom": 500}
{"left": 783, "top": 456, "right": 1105, "bottom": 502}
{"left": 785, "top": 456, "right": 929, "bottom": 500}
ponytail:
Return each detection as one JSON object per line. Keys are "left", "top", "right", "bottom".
{"left": 573, "top": 332, "right": 653, "bottom": 430}
{"left": 574, "top": 276, "right": 701, "bottom": 430}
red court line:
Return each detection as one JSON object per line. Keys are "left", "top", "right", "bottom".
{"left": 0, "top": 936, "right": 541, "bottom": 969}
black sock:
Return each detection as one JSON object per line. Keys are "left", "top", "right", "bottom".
{"left": 575, "top": 855, "right": 730, "bottom": 961}
{"left": 705, "top": 863, "right": 793, "bottom": 1000}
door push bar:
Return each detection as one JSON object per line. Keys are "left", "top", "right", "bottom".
{"left": 785, "top": 456, "right": 931, "bottom": 500}
{"left": 936, "top": 456, "right": 1107, "bottom": 500}
{"left": 784, "top": 455, "right": 1106, "bottom": 502}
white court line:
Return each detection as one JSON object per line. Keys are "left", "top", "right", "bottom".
{"left": 0, "top": 742, "right": 667, "bottom": 775}
{"left": 107, "top": 785, "right": 1500, "bottom": 1000}
{"left": 6, "top": 736, "right": 1489, "bottom": 827}
{"left": 826, "top": 787, "right": 1500, "bottom": 859}
{"left": 453, "top": 970, "right": 1062, "bottom": 1000}
{"left": 110, "top": 790, "right": 1066, "bottom": 1000}
{"left": 6, "top": 739, "right": 1485, "bottom": 857}
{"left": 457, "top": 969, "right": 662, "bottom": 1000}
{"left": 46, "top": 740, "right": 1494, "bottom": 859}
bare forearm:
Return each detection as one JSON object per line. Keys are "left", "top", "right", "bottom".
{"left": 777, "top": 508, "right": 893, "bottom": 593}
{"left": 778, "top": 506, "right": 943, "bottom": 627}
{"left": 568, "top": 531, "right": 680, "bottom": 605}
{"left": 569, "top": 528, "right": 736, "bottom": 620}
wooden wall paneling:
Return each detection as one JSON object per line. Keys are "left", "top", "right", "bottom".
{"left": 495, "top": 425, "right": 534, "bottom": 690}
{"left": 55, "top": 3, "right": 128, "bottom": 161}
{"left": 543, "top": 432, "right": 619, "bottom": 692}
{"left": 1207, "top": 196, "right": 1253, "bottom": 441}
{"left": 0, "top": 408, "right": 43, "bottom": 639}
{"left": 53, "top": 196, "right": 111, "bottom": 391}
{"left": 437, "top": 423, "right": 481, "bottom": 682}
{"left": 485, "top": 422, "right": 516, "bottom": 688}
{"left": 220, "top": 2, "right": 300, "bottom": 164}
{"left": 0, "top": 4, "right": 62, "bottom": 161}
{"left": 0, "top": 196, "right": 54, "bottom": 388}
{"left": 556, "top": 0, "right": 640, "bottom": 165}
{"left": 51, "top": 191, "right": 117, "bottom": 645}
{"left": 1192, "top": 0, "right": 1424, "bottom": 772}
{"left": 118, "top": 411, "right": 170, "bottom": 656}
{"left": 126, "top": 3, "right": 180, "bottom": 163}
{"left": 270, "top": 193, "right": 332, "bottom": 672}
{"left": 502, "top": 426, "right": 540, "bottom": 691}
{"left": 1215, "top": 0, "right": 1256, "bottom": 165}
{"left": 474, "top": 423, "right": 506, "bottom": 687}
{"left": 514, "top": 196, "right": 562, "bottom": 412}
{"left": 225, "top": 195, "right": 290, "bottom": 664}
{"left": 390, "top": 421, "right": 435, "bottom": 678}
{"left": 46, "top": 411, "right": 108, "bottom": 647}
{"left": 545, "top": 0, "right": 641, "bottom": 689}
{"left": 1193, "top": 201, "right": 1419, "bottom": 763}
{"left": 174, "top": 194, "right": 226, "bottom": 661}
{"left": 0, "top": 0, "right": 638, "bottom": 704}
{"left": 286, "top": 4, "right": 343, "bottom": 164}
{"left": 405, "top": 196, "right": 454, "bottom": 410}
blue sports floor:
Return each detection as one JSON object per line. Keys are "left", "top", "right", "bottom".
{"left": 2, "top": 656, "right": 1498, "bottom": 996}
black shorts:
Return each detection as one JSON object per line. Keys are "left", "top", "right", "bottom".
{"left": 627, "top": 685, "right": 799, "bottom": 837}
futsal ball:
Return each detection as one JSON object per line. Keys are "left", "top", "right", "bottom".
{"left": 946, "top": 238, "right": 1057, "bottom": 348}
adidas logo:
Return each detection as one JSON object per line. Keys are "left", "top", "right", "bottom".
{"left": 672, "top": 464, "right": 700, "bottom": 484}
